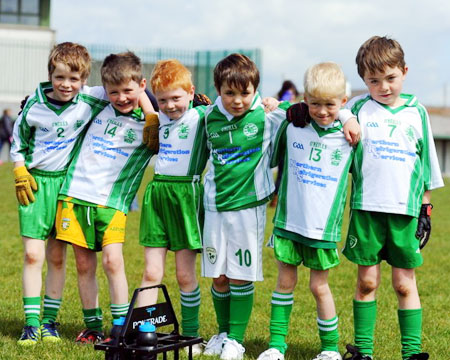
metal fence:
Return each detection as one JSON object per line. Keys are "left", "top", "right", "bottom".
{"left": 87, "top": 44, "right": 262, "bottom": 101}
{"left": 0, "top": 39, "right": 261, "bottom": 108}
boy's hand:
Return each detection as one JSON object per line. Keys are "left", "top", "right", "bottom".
{"left": 286, "top": 102, "right": 311, "bottom": 128}
{"left": 415, "top": 204, "right": 433, "bottom": 249}
{"left": 143, "top": 113, "right": 160, "bottom": 153}
{"left": 14, "top": 166, "right": 38, "bottom": 206}
{"left": 342, "top": 116, "right": 361, "bottom": 146}
{"left": 262, "top": 97, "right": 280, "bottom": 113}
{"left": 193, "top": 93, "right": 212, "bottom": 107}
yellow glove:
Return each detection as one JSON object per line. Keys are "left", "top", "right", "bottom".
{"left": 14, "top": 166, "right": 38, "bottom": 206}
{"left": 142, "top": 113, "right": 159, "bottom": 153}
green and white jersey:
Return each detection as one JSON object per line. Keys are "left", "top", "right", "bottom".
{"left": 272, "top": 120, "right": 354, "bottom": 242}
{"left": 203, "top": 92, "right": 290, "bottom": 211}
{"left": 155, "top": 105, "right": 208, "bottom": 176}
{"left": 60, "top": 105, "right": 154, "bottom": 214}
{"left": 349, "top": 93, "right": 444, "bottom": 217}
{"left": 10, "top": 82, "right": 108, "bottom": 171}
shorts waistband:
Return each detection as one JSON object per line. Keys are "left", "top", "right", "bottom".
{"left": 153, "top": 174, "right": 201, "bottom": 183}
{"left": 29, "top": 168, "right": 67, "bottom": 177}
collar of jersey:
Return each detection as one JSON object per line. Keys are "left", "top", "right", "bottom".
{"left": 215, "top": 91, "right": 262, "bottom": 121}
{"left": 36, "top": 81, "right": 80, "bottom": 115}
{"left": 311, "top": 119, "right": 343, "bottom": 137}
{"left": 371, "top": 93, "right": 418, "bottom": 114}
{"left": 112, "top": 106, "right": 144, "bottom": 120}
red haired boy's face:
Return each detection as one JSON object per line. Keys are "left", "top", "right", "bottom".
{"left": 155, "top": 86, "right": 194, "bottom": 120}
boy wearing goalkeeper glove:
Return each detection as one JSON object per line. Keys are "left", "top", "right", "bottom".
{"left": 54, "top": 51, "right": 156, "bottom": 344}
{"left": 138, "top": 59, "right": 210, "bottom": 355}
{"left": 341, "top": 36, "right": 444, "bottom": 360}
{"left": 11, "top": 42, "right": 108, "bottom": 346}
{"left": 257, "top": 62, "right": 354, "bottom": 360}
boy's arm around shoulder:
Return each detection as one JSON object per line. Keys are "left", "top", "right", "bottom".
{"left": 140, "top": 91, "right": 159, "bottom": 153}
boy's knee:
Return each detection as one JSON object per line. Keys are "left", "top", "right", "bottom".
{"left": 393, "top": 281, "right": 413, "bottom": 298}
{"left": 142, "top": 267, "right": 164, "bottom": 284}
{"left": 309, "top": 281, "right": 330, "bottom": 299}
{"left": 277, "top": 277, "right": 296, "bottom": 293}
{"left": 176, "top": 269, "right": 195, "bottom": 289}
{"left": 24, "top": 248, "right": 44, "bottom": 266}
{"left": 358, "top": 278, "right": 378, "bottom": 295}
{"left": 213, "top": 275, "right": 229, "bottom": 291}
{"left": 47, "top": 252, "right": 65, "bottom": 269}
{"left": 102, "top": 253, "right": 124, "bottom": 274}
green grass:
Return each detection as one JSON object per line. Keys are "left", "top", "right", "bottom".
{"left": 0, "top": 162, "right": 449, "bottom": 359}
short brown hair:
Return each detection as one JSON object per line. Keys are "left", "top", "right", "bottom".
{"left": 101, "top": 51, "right": 143, "bottom": 86}
{"left": 356, "top": 36, "right": 406, "bottom": 78}
{"left": 150, "top": 59, "right": 193, "bottom": 94}
{"left": 214, "top": 53, "right": 260, "bottom": 91}
{"left": 48, "top": 42, "right": 91, "bottom": 80}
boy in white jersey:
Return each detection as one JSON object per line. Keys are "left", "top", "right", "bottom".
{"left": 341, "top": 36, "right": 444, "bottom": 360}
{"left": 11, "top": 42, "right": 108, "bottom": 345}
{"left": 257, "top": 62, "right": 353, "bottom": 360}
{"left": 55, "top": 52, "right": 156, "bottom": 343}
{"left": 138, "top": 59, "right": 209, "bottom": 355}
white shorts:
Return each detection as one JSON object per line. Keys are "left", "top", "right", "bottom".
{"left": 201, "top": 204, "right": 266, "bottom": 282}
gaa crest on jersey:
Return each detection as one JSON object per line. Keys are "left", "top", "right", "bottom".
{"left": 206, "top": 247, "right": 217, "bottom": 264}
{"left": 73, "top": 120, "right": 85, "bottom": 130}
{"left": 62, "top": 217, "right": 71, "bottom": 231}
{"left": 348, "top": 235, "right": 358, "bottom": 249}
{"left": 405, "top": 126, "right": 415, "bottom": 142}
{"left": 124, "top": 129, "right": 137, "bottom": 144}
{"left": 243, "top": 123, "right": 258, "bottom": 139}
{"left": 330, "top": 149, "right": 343, "bottom": 166}
{"left": 178, "top": 124, "right": 189, "bottom": 139}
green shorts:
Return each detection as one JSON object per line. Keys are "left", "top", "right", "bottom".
{"left": 18, "top": 169, "right": 66, "bottom": 240}
{"left": 273, "top": 234, "right": 340, "bottom": 270}
{"left": 343, "top": 210, "right": 423, "bottom": 268}
{"left": 56, "top": 199, "right": 127, "bottom": 252}
{"left": 139, "top": 175, "right": 203, "bottom": 251}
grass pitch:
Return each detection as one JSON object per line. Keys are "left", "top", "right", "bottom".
{"left": 0, "top": 162, "right": 448, "bottom": 359}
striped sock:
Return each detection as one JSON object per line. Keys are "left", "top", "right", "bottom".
{"left": 23, "top": 297, "right": 41, "bottom": 327}
{"left": 180, "top": 286, "right": 201, "bottom": 337}
{"left": 42, "top": 295, "right": 62, "bottom": 324}
{"left": 211, "top": 286, "right": 231, "bottom": 334}
{"left": 83, "top": 307, "right": 103, "bottom": 332}
{"left": 317, "top": 316, "right": 339, "bottom": 352}
{"left": 269, "top": 292, "right": 294, "bottom": 354}
{"left": 228, "top": 282, "right": 254, "bottom": 343}
{"left": 110, "top": 303, "right": 129, "bottom": 321}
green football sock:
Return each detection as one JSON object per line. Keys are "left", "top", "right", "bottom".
{"left": 354, "top": 299, "right": 377, "bottom": 356}
{"left": 268, "top": 292, "right": 293, "bottom": 354}
{"left": 211, "top": 286, "right": 230, "bottom": 334}
{"left": 110, "top": 303, "right": 129, "bottom": 321}
{"left": 83, "top": 307, "right": 103, "bottom": 332}
{"left": 23, "top": 297, "right": 41, "bottom": 327}
{"left": 41, "top": 295, "right": 62, "bottom": 324}
{"left": 398, "top": 308, "right": 422, "bottom": 359}
{"left": 228, "top": 282, "right": 254, "bottom": 344}
{"left": 180, "top": 286, "right": 201, "bottom": 337}
{"left": 318, "top": 316, "right": 339, "bottom": 352}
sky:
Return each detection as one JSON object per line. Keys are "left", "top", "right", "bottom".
{"left": 51, "top": 0, "right": 450, "bottom": 106}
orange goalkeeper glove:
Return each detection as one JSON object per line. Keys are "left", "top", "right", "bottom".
{"left": 14, "top": 166, "right": 38, "bottom": 206}
{"left": 142, "top": 113, "right": 159, "bottom": 153}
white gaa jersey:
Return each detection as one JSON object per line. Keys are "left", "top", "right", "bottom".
{"left": 273, "top": 120, "right": 353, "bottom": 242}
{"left": 60, "top": 106, "right": 153, "bottom": 213}
{"left": 349, "top": 93, "right": 444, "bottom": 217}
{"left": 155, "top": 106, "right": 208, "bottom": 176}
{"left": 11, "top": 82, "right": 108, "bottom": 171}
